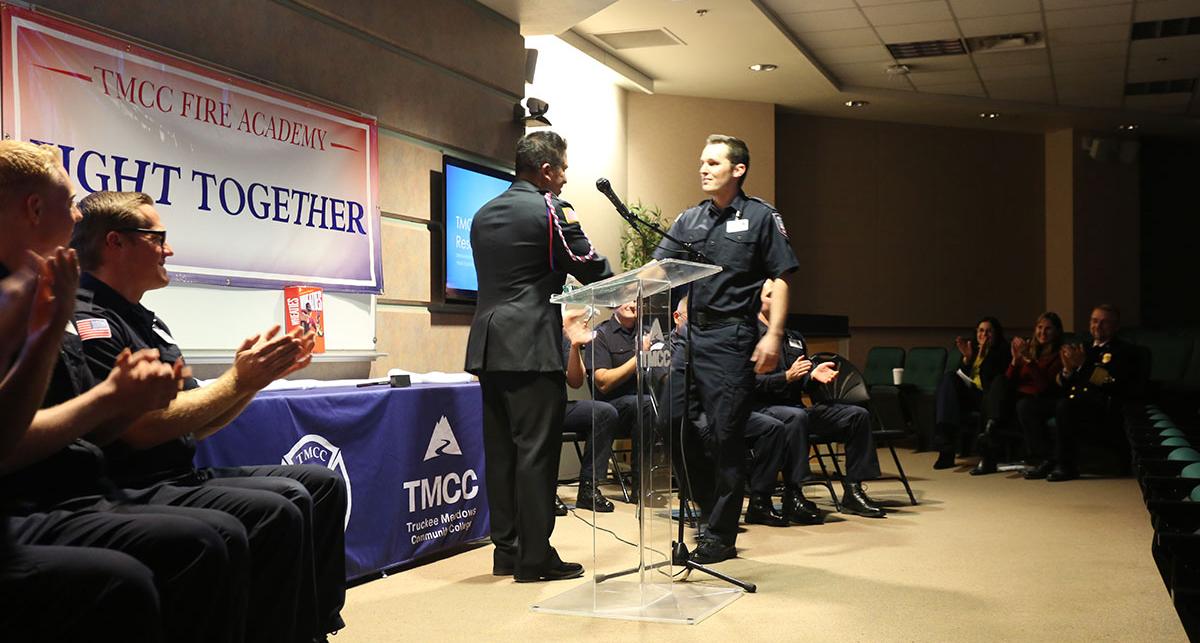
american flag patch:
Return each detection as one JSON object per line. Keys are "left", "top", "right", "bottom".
{"left": 76, "top": 318, "right": 112, "bottom": 341}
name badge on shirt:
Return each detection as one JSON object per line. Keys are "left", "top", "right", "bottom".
{"left": 153, "top": 325, "right": 178, "bottom": 346}
{"left": 726, "top": 219, "right": 749, "bottom": 233}
{"left": 788, "top": 338, "right": 803, "bottom": 349}
{"left": 64, "top": 321, "right": 78, "bottom": 335}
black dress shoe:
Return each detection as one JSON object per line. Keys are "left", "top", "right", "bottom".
{"left": 575, "top": 482, "right": 614, "bottom": 513}
{"left": 782, "top": 489, "right": 823, "bottom": 525}
{"left": 933, "top": 451, "right": 956, "bottom": 470}
{"left": 1046, "top": 465, "right": 1079, "bottom": 482}
{"left": 970, "top": 458, "right": 998, "bottom": 476}
{"left": 492, "top": 550, "right": 515, "bottom": 576}
{"left": 554, "top": 496, "right": 569, "bottom": 517}
{"left": 841, "top": 482, "right": 885, "bottom": 518}
{"left": 690, "top": 537, "right": 735, "bottom": 564}
{"left": 1023, "top": 460, "right": 1055, "bottom": 480}
{"left": 513, "top": 559, "right": 585, "bottom": 583}
{"left": 745, "top": 493, "right": 789, "bottom": 527}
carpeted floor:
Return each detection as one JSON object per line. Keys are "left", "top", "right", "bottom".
{"left": 335, "top": 449, "right": 1186, "bottom": 641}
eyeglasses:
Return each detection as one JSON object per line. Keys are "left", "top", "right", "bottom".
{"left": 116, "top": 227, "right": 167, "bottom": 248}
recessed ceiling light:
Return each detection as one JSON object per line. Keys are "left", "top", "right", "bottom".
{"left": 885, "top": 64, "right": 911, "bottom": 76}
{"left": 979, "top": 112, "right": 1000, "bottom": 119}
{"left": 749, "top": 63, "right": 778, "bottom": 72}
{"left": 844, "top": 100, "right": 869, "bottom": 108}
{"left": 1117, "top": 123, "right": 1139, "bottom": 131}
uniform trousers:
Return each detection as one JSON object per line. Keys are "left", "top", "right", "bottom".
{"left": 757, "top": 403, "right": 881, "bottom": 484}
{"left": 562, "top": 400, "right": 617, "bottom": 484}
{"left": 603, "top": 394, "right": 656, "bottom": 479}
{"left": 689, "top": 321, "right": 757, "bottom": 546}
{"left": 479, "top": 371, "right": 567, "bottom": 573}
{"left": 1052, "top": 394, "right": 1128, "bottom": 471}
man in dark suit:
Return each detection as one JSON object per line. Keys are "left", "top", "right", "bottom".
{"left": 465, "top": 131, "right": 612, "bottom": 582}
{"left": 1036, "top": 304, "right": 1136, "bottom": 481}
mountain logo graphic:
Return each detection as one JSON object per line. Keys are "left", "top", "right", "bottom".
{"left": 647, "top": 318, "right": 666, "bottom": 348}
{"left": 423, "top": 416, "right": 463, "bottom": 461}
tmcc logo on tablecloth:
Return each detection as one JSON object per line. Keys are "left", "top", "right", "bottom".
{"left": 283, "top": 434, "right": 352, "bottom": 529}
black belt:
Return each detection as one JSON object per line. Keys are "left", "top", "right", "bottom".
{"left": 692, "top": 310, "right": 750, "bottom": 329}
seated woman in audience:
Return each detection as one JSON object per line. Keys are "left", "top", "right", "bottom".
{"left": 972, "top": 312, "right": 1064, "bottom": 475}
{"left": 933, "top": 316, "right": 1010, "bottom": 469}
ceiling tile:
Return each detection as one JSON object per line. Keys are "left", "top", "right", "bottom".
{"left": 1056, "top": 72, "right": 1125, "bottom": 88}
{"left": 767, "top": 0, "right": 858, "bottom": 12}
{"left": 1042, "top": 0, "right": 1129, "bottom": 9}
{"left": 985, "top": 76, "right": 1056, "bottom": 100}
{"left": 908, "top": 69, "right": 981, "bottom": 85}
{"left": 1056, "top": 89, "right": 1124, "bottom": 108}
{"left": 958, "top": 12, "right": 1044, "bottom": 37}
{"left": 876, "top": 21, "right": 962, "bottom": 43}
{"left": 949, "top": 0, "right": 1041, "bottom": 19}
{"left": 839, "top": 74, "right": 917, "bottom": 89}
{"left": 1053, "top": 58, "right": 1127, "bottom": 76}
{"left": 1044, "top": 5, "right": 1134, "bottom": 29}
{"left": 812, "top": 44, "right": 896, "bottom": 64}
{"left": 1128, "top": 34, "right": 1200, "bottom": 58}
{"left": 902, "top": 54, "right": 975, "bottom": 70}
{"left": 828, "top": 60, "right": 896, "bottom": 78}
{"left": 1050, "top": 41, "right": 1129, "bottom": 62}
{"left": 918, "top": 80, "right": 988, "bottom": 96}
{"left": 799, "top": 28, "right": 883, "bottom": 48}
{"left": 977, "top": 62, "right": 1052, "bottom": 80}
{"left": 780, "top": 8, "right": 869, "bottom": 32}
{"left": 972, "top": 48, "right": 1050, "bottom": 67}
{"left": 861, "top": 1, "right": 953, "bottom": 26}
{"left": 1134, "top": 0, "right": 1200, "bottom": 22}
{"left": 1127, "top": 60, "right": 1200, "bottom": 81}
{"left": 1047, "top": 24, "right": 1132, "bottom": 45}
{"left": 858, "top": 0, "right": 945, "bottom": 6}
{"left": 1125, "top": 93, "right": 1192, "bottom": 112}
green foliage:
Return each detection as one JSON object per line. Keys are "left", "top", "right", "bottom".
{"left": 618, "top": 201, "right": 671, "bottom": 271}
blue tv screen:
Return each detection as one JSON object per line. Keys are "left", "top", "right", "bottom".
{"left": 442, "top": 156, "right": 514, "bottom": 303}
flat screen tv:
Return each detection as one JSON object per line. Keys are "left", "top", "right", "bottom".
{"left": 440, "top": 155, "right": 514, "bottom": 304}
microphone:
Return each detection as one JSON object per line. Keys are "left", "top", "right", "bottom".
{"left": 595, "top": 178, "right": 634, "bottom": 222}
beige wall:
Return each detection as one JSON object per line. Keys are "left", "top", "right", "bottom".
{"left": 775, "top": 112, "right": 1046, "bottom": 362}
{"left": 627, "top": 93, "right": 776, "bottom": 234}
{"left": 1045, "top": 129, "right": 1076, "bottom": 330}
{"left": 28, "top": 0, "right": 526, "bottom": 375}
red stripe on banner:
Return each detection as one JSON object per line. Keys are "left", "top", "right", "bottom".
{"left": 329, "top": 142, "right": 357, "bottom": 151}
{"left": 32, "top": 63, "right": 92, "bottom": 82}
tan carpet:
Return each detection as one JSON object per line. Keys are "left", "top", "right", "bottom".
{"left": 335, "top": 449, "right": 1186, "bottom": 641}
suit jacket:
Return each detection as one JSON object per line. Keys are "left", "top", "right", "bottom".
{"left": 1064, "top": 337, "right": 1137, "bottom": 401}
{"left": 465, "top": 180, "right": 612, "bottom": 374}
{"left": 956, "top": 340, "right": 1011, "bottom": 392}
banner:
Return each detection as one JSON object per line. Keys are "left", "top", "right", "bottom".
{"left": 2, "top": 7, "right": 382, "bottom": 293}
{"left": 193, "top": 382, "right": 489, "bottom": 581}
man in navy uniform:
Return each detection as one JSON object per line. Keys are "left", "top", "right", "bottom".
{"left": 466, "top": 131, "right": 612, "bottom": 582}
{"left": 653, "top": 134, "right": 799, "bottom": 564}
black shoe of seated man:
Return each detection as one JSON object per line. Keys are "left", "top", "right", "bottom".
{"left": 493, "top": 549, "right": 516, "bottom": 576}
{"left": 933, "top": 451, "right": 956, "bottom": 470}
{"left": 514, "top": 557, "right": 585, "bottom": 583}
{"left": 841, "top": 482, "right": 886, "bottom": 518}
{"left": 1046, "top": 465, "right": 1079, "bottom": 482}
{"left": 690, "top": 536, "right": 736, "bottom": 565}
{"left": 970, "top": 458, "right": 998, "bottom": 476}
{"left": 744, "top": 493, "right": 790, "bottom": 527}
{"left": 554, "top": 495, "right": 569, "bottom": 517}
{"left": 576, "top": 482, "right": 614, "bottom": 513}
{"left": 1023, "top": 461, "right": 1055, "bottom": 480}
{"left": 782, "top": 489, "right": 823, "bottom": 525}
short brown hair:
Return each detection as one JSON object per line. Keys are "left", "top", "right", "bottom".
{"left": 72, "top": 191, "right": 155, "bottom": 270}
{"left": 0, "top": 141, "right": 63, "bottom": 207}
{"left": 1093, "top": 304, "right": 1121, "bottom": 324}
{"left": 705, "top": 134, "right": 750, "bottom": 187}
{"left": 515, "top": 131, "right": 567, "bottom": 174}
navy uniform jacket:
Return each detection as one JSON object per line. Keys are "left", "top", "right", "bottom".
{"left": 1064, "top": 337, "right": 1137, "bottom": 403}
{"left": 652, "top": 192, "right": 798, "bottom": 318}
{"left": 753, "top": 322, "right": 813, "bottom": 408}
{"left": 465, "top": 180, "right": 612, "bottom": 374}
{"left": 74, "top": 272, "right": 198, "bottom": 486}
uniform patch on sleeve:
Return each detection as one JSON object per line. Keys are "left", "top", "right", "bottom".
{"left": 772, "top": 212, "right": 789, "bottom": 239}
{"left": 76, "top": 318, "right": 112, "bottom": 341}
{"left": 561, "top": 205, "right": 577, "bottom": 223}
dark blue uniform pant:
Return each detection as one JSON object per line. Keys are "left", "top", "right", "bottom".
{"left": 208, "top": 464, "right": 348, "bottom": 636}
{"left": 689, "top": 321, "right": 757, "bottom": 546}
{"left": 1017, "top": 395, "right": 1057, "bottom": 462}
{"left": 480, "top": 371, "right": 567, "bottom": 573}
{"left": 758, "top": 403, "right": 881, "bottom": 484}
{"left": 563, "top": 400, "right": 617, "bottom": 484}
{"left": 605, "top": 393, "right": 656, "bottom": 478}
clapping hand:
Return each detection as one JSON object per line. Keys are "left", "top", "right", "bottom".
{"left": 1061, "top": 343, "right": 1086, "bottom": 372}
{"left": 27, "top": 248, "right": 79, "bottom": 344}
{"left": 811, "top": 360, "right": 839, "bottom": 384}
{"left": 105, "top": 348, "right": 182, "bottom": 413}
{"left": 955, "top": 336, "right": 972, "bottom": 359}
{"left": 562, "top": 307, "right": 594, "bottom": 348}
{"left": 1011, "top": 337, "right": 1028, "bottom": 365}
{"left": 785, "top": 355, "right": 812, "bottom": 383}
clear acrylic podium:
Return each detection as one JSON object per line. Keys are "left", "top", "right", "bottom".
{"left": 536, "top": 259, "right": 741, "bottom": 624}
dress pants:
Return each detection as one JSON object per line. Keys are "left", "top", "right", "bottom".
{"left": 1017, "top": 395, "right": 1058, "bottom": 463}
{"left": 209, "top": 464, "right": 348, "bottom": 636}
{"left": 479, "top": 371, "right": 567, "bottom": 573}
{"left": 758, "top": 403, "right": 881, "bottom": 484}
{"left": 689, "top": 321, "right": 757, "bottom": 547}
{"left": 7, "top": 503, "right": 240, "bottom": 643}
{"left": 934, "top": 372, "right": 983, "bottom": 454}
{"left": 1053, "top": 395, "right": 1126, "bottom": 470}
{"left": 743, "top": 413, "right": 786, "bottom": 495}
{"left": 126, "top": 478, "right": 304, "bottom": 643}
{"left": 0, "top": 542, "right": 161, "bottom": 642}
{"left": 603, "top": 394, "right": 656, "bottom": 479}
{"left": 562, "top": 400, "right": 617, "bottom": 484}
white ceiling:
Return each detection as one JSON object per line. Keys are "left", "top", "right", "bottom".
{"left": 478, "top": 0, "right": 1200, "bottom": 136}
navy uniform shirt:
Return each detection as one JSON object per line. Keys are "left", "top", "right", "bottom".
{"left": 74, "top": 272, "right": 197, "bottom": 485}
{"left": 589, "top": 317, "right": 638, "bottom": 401}
{"left": 652, "top": 192, "right": 799, "bottom": 318}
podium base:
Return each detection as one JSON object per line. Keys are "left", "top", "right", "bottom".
{"left": 531, "top": 579, "right": 742, "bottom": 624}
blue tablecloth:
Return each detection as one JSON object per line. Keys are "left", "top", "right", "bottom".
{"left": 193, "top": 382, "right": 489, "bottom": 581}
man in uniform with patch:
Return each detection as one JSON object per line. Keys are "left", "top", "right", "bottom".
{"left": 70, "top": 190, "right": 348, "bottom": 642}
{"left": 466, "top": 131, "right": 612, "bottom": 582}
{"left": 652, "top": 134, "right": 799, "bottom": 564}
